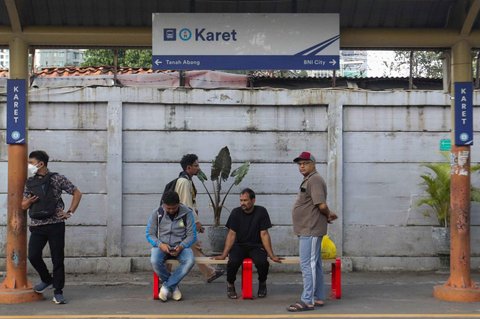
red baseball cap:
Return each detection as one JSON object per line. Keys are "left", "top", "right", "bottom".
{"left": 293, "top": 151, "right": 316, "bottom": 163}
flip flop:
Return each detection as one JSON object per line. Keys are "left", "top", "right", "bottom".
{"left": 227, "top": 285, "right": 237, "bottom": 299}
{"left": 208, "top": 269, "right": 225, "bottom": 283}
{"left": 287, "top": 301, "right": 315, "bottom": 312}
{"left": 314, "top": 300, "right": 324, "bottom": 307}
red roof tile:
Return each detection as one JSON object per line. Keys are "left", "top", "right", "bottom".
{"left": 34, "top": 66, "right": 171, "bottom": 77}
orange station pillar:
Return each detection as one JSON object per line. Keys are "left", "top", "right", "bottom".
{"left": 433, "top": 40, "right": 480, "bottom": 302}
{"left": 0, "top": 37, "right": 42, "bottom": 303}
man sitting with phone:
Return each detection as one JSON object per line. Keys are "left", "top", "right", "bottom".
{"left": 146, "top": 191, "right": 197, "bottom": 302}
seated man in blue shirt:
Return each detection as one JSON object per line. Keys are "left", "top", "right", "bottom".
{"left": 146, "top": 191, "right": 196, "bottom": 301}
{"left": 214, "top": 188, "right": 281, "bottom": 299}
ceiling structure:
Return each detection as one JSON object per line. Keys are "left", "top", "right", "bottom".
{"left": 0, "top": 0, "right": 480, "bottom": 48}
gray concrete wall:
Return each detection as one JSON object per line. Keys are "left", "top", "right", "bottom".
{"left": 0, "top": 87, "right": 479, "bottom": 272}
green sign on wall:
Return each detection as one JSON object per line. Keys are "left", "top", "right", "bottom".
{"left": 440, "top": 138, "right": 451, "bottom": 151}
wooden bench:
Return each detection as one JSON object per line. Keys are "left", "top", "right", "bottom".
{"left": 152, "top": 256, "right": 341, "bottom": 300}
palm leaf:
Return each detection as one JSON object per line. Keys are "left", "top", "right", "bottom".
{"left": 230, "top": 162, "right": 250, "bottom": 185}
{"left": 418, "top": 153, "right": 480, "bottom": 227}
{"left": 472, "top": 163, "right": 480, "bottom": 172}
{"left": 197, "top": 169, "right": 208, "bottom": 183}
{"left": 471, "top": 187, "right": 480, "bottom": 202}
{"left": 417, "top": 158, "right": 452, "bottom": 227}
{"left": 211, "top": 146, "right": 232, "bottom": 182}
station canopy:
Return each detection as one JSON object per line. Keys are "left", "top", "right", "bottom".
{"left": 1, "top": 0, "right": 480, "bottom": 49}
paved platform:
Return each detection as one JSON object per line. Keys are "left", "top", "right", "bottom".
{"left": 1, "top": 271, "right": 480, "bottom": 318}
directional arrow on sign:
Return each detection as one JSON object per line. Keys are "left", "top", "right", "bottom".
{"left": 329, "top": 59, "right": 336, "bottom": 66}
{"left": 155, "top": 59, "right": 162, "bottom": 66}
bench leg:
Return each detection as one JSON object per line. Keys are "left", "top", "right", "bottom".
{"left": 330, "top": 257, "right": 342, "bottom": 299}
{"left": 153, "top": 272, "right": 160, "bottom": 300}
{"left": 242, "top": 258, "right": 253, "bottom": 299}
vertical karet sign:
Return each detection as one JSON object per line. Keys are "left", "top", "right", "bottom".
{"left": 6, "top": 79, "right": 26, "bottom": 144}
{"left": 454, "top": 82, "right": 473, "bottom": 146}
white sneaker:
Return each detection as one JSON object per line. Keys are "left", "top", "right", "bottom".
{"left": 172, "top": 286, "right": 182, "bottom": 301}
{"left": 158, "top": 286, "right": 170, "bottom": 302}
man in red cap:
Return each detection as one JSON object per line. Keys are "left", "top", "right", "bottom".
{"left": 287, "top": 151, "right": 337, "bottom": 312}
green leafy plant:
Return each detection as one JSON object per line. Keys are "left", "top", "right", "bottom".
{"left": 197, "top": 146, "right": 250, "bottom": 227}
{"left": 417, "top": 152, "right": 480, "bottom": 227}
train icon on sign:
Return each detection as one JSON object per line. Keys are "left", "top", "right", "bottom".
{"left": 163, "top": 28, "right": 193, "bottom": 41}
{"left": 163, "top": 28, "right": 176, "bottom": 41}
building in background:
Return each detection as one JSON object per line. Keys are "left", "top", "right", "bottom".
{"left": 34, "top": 49, "right": 86, "bottom": 69}
{"left": 341, "top": 50, "right": 368, "bottom": 77}
{"left": 308, "top": 50, "right": 369, "bottom": 77}
{"left": 0, "top": 49, "right": 9, "bottom": 68}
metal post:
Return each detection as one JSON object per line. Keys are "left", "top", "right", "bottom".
{"left": 0, "top": 37, "right": 42, "bottom": 304}
{"left": 408, "top": 50, "right": 414, "bottom": 90}
{"left": 433, "top": 40, "right": 480, "bottom": 302}
{"left": 475, "top": 50, "right": 480, "bottom": 89}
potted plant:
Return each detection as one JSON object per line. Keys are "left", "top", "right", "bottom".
{"left": 417, "top": 152, "right": 480, "bottom": 268}
{"left": 197, "top": 146, "right": 250, "bottom": 252}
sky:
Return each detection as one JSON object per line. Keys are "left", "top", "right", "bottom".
{"left": 366, "top": 50, "right": 409, "bottom": 77}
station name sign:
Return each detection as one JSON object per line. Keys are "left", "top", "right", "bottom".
{"left": 152, "top": 13, "right": 340, "bottom": 70}
{"left": 6, "top": 79, "right": 26, "bottom": 144}
{"left": 454, "top": 82, "right": 473, "bottom": 146}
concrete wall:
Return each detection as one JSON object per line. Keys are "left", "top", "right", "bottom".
{"left": 0, "top": 87, "right": 479, "bottom": 272}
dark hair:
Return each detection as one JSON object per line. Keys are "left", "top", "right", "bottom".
{"left": 240, "top": 188, "right": 255, "bottom": 200}
{"left": 180, "top": 154, "right": 198, "bottom": 170}
{"left": 162, "top": 191, "right": 180, "bottom": 205}
{"left": 29, "top": 150, "right": 49, "bottom": 166}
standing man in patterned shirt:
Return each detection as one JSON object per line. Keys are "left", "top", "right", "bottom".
{"left": 21, "top": 150, "right": 82, "bottom": 304}
{"left": 287, "top": 151, "right": 337, "bottom": 312}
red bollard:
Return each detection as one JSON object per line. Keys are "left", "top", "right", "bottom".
{"left": 153, "top": 272, "right": 160, "bottom": 300}
{"left": 330, "top": 257, "right": 342, "bottom": 299}
{"left": 242, "top": 258, "right": 253, "bottom": 299}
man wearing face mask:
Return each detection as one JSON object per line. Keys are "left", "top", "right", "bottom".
{"left": 21, "top": 150, "right": 82, "bottom": 305}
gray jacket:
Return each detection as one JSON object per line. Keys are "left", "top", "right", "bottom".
{"left": 145, "top": 204, "right": 197, "bottom": 248}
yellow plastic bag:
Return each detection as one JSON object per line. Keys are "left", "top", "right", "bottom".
{"left": 321, "top": 235, "right": 336, "bottom": 259}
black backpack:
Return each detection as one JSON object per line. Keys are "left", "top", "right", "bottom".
{"left": 26, "top": 172, "right": 62, "bottom": 220}
{"left": 161, "top": 171, "right": 189, "bottom": 204}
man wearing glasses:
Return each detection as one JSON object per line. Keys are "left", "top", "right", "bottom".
{"left": 287, "top": 151, "right": 337, "bottom": 312}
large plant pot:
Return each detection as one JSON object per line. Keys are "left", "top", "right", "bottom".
{"left": 431, "top": 227, "right": 450, "bottom": 254}
{"left": 208, "top": 226, "right": 228, "bottom": 255}
{"left": 431, "top": 227, "right": 450, "bottom": 271}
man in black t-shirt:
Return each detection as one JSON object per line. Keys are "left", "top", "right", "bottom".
{"left": 213, "top": 188, "right": 281, "bottom": 299}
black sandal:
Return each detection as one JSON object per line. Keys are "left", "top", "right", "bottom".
{"left": 287, "top": 301, "right": 315, "bottom": 312}
{"left": 227, "top": 285, "right": 237, "bottom": 299}
{"left": 257, "top": 282, "right": 267, "bottom": 298}
{"left": 207, "top": 269, "right": 225, "bottom": 283}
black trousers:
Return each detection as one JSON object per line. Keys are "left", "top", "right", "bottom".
{"left": 227, "top": 244, "right": 269, "bottom": 284}
{"left": 28, "top": 222, "right": 65, "bottom": 294}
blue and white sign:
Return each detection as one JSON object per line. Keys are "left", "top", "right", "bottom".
{"left": 152, "top": 13, "right": 340, "bottom": 70}
{"left": 454, "top": 82, "right": 473, "bottom": 146}
{"left": 6, "top": 79, "right": 26, "bottom": 144}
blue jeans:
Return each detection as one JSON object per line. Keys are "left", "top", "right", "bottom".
{"left": 151, "top": 247, "right": 195, "bottom": 292}
{"left": 299, "top": 236, "right": 324, "bottom": 305}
